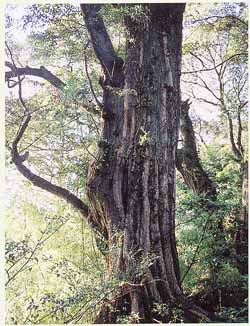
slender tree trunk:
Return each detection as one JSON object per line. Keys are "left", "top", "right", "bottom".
{"left": 234, "top": 160, "right": 248, "bottom": 274}
{"left": 240, "top": 160, "right": 248, "bottom": 227}
{"left": 176, "top": 100, "right": 216, "bottom": 198}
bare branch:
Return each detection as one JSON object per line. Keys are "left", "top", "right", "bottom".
{"left": 198, "top": 75, "right": 220, "bottom": 101}
{"left": 189, "top": 51, "right": 207, "bottom": 68}
{"left": 195, "top": 97, "right": 218, "bottom": 107}
{"left": 192, "top": 15, "right": 248, "bottom": 28}
{"left": 83, "top": 41, "right": 103, "bottom": 110}
{"left": 5, "top": 61, "right": 66, "bottom": 89}
{"left": 182, "top": 53, "right": 247, "bottom": 74}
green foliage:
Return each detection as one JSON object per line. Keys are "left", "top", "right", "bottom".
{"left": 176, "top": 142, "right": 248, "bottom": 321}
{"left": 152, "top": 302, "right": 185, "bottom": 323}
{"left": 117, "top": 312, "right": 141, "bottom": 324}
{"left": 100, "top": 4, "right": 150, "bottom": 26}
{"left": 6, "top": 181, "right": 106, "bottom": 324}
{"left": 6, "top": 179, "right": 163, "bottom": 323}
{"left": 217, "top": 262, "right": 243, "bottom": 289}
{"left": 23, "top": 4, "right": 80, "bottom": 28}
{"left": 215, "top": 300, "right": 248, "bottom": 323}
{"left": 123, "top": 251, "right": 159, "bottom": 283}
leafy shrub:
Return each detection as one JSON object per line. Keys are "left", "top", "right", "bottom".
{"left": 217, "top": 262, "right": 243, "bottom": 290}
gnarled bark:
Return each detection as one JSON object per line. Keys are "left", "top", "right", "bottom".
{"left": 81, "top": 4, "right": 211, "bottom": 322}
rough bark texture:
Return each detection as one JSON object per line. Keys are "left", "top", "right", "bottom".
{"left": 176, "top": 101, "right": 216, "bottom": 198}
{"left": 81, "top": 4, "right": 210, "bottom": 323}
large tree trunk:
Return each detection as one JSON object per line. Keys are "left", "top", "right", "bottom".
{"left": 82, "top": 4, "right": 210, "bottom": 322}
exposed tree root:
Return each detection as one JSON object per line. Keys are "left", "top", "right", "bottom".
{"left": 93, "top": 291, "right": 215, "bottom": 324}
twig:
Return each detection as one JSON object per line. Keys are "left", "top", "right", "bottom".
{"left": 6, "top": 218, "right": 68, "bottom": 286}
{"left": 181, "top": 217, "right": 210, "bottom": 284}
{"left": 182, "top": 53, "right": 247, "bottom": 74}
{"left": 83, "top": 41, "right": 103, "bottom": 110}
{"left": 191, "top": 15, "right": 248, "bottom": 28}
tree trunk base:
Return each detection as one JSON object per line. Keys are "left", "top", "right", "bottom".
{"left": 93, "top": 292, "right": 214, "bottom": 323}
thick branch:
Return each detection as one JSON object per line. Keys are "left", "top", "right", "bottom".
{"left": 5, "top": 61, "right": 65, "bottom": 89}
{"left": 6, "top": 60, "right": 101, "bottom": 116}
{"left": 9, "top": 63, "right": 89, "bottom": 220}
{"left": 11, "top": 117, "right": 89, "bottom": 218}
{"left": 15, "top": 157, "right": 89, "bottom": 215}
{"left": 6, "top": 45, "right": 105, "bottom": 242}
{"left": 176, "top": 101, "right": 216, "bottom": 198}
{"left": 80, "top": 5, "right": 116, "bottom": 70}
{"left": 80, "top": 4, "right": 124, "bottom": 84}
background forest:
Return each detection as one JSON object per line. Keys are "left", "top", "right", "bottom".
{"left": 5, "top": 2, "right": 248, "bottom": 324}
